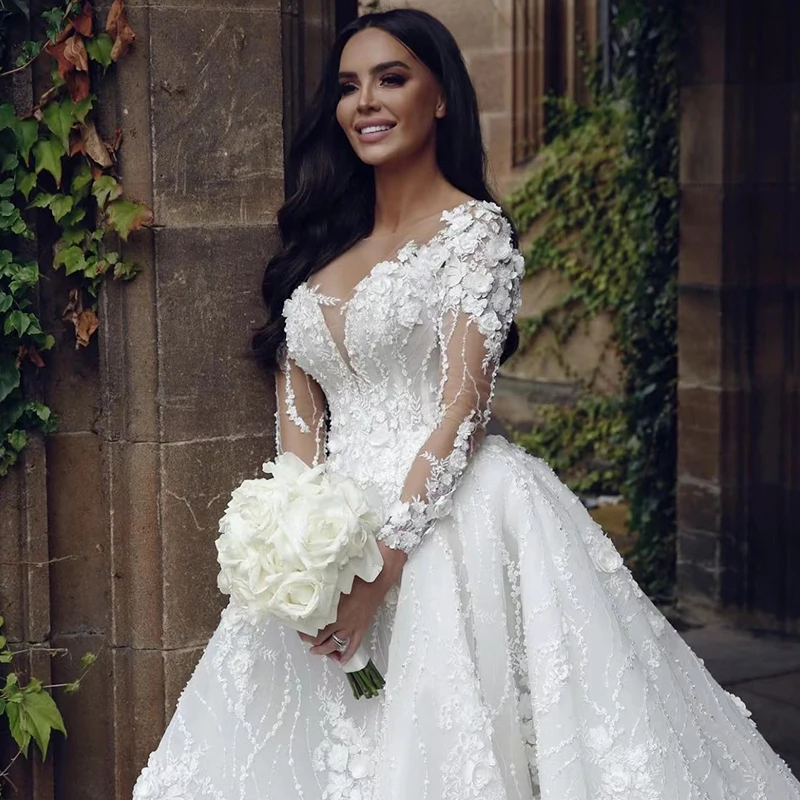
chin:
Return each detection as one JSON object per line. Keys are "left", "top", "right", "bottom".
{"left": 351, "top": 143, "right": 415, "bottom": 169}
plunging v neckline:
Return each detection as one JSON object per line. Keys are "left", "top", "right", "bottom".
{"left": 300, "top": 198, "right": 483, "bottom": 379}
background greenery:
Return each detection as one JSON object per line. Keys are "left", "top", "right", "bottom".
{"left": 507, "top": 0, "right": 680, "bottom": 599}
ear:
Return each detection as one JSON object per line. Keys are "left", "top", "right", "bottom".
{"left": 435, "top": 93, "right": 446, "bottom": 119}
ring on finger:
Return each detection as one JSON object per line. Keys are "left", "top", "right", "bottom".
{"left": 331, "top": 633, "right": 349, "bottom": 652}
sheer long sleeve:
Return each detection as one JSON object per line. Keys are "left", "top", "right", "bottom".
{"left": 376, "top": 210, "right": 525, "bottom": 554}
{"left": 275, "top": 343, "right": 327, "bottom": 467}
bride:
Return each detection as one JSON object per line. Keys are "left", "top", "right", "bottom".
{"left": 133, "top": 8, "right": 800, "bottom": 800}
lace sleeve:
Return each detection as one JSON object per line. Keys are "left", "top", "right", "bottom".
{"left": 376, "top": 208, "right": 525, "bottom": 554}
{"left": 275, "top": 343, "right": 327, "bottom": 467}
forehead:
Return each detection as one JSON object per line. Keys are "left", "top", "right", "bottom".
{"left": 339, "top": 28, "right": 419, "bottom": 72}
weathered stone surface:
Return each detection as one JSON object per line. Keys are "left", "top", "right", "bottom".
{"left": 164, "top": 646, "right": 205, "bottom": 718}
{"left": 51, "top": 633, "right": 113, "bottom": 800}
{"left": 46, "top": 432, "right": 110, "bottom": 635}
{"left": 677, "top": 479, "right": 721, "bottom": 537}
{"left": 149, "top": 7, "right": 284, "bottom": 227}
{"left": 678, "top": 290, "right": 722, "bottom": 386}
{"left": 161, "top": 434, "right": 272, "bottom": 648}
{"left": 107, "top": 440, "right": 162, "bottom": 649}
{"left": 679, "top": 186, "right": 722, "bottom": 286}
{"left": 154, "top": 224, "right": 277, "bottom": 444}
{"left": 677, "top": 387, "right": 721, "bottom": 483}
{"left": 679, "top": 83, "right": 724, "bottom": 186}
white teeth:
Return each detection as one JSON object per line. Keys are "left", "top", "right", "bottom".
{"left": 360, "top": 125, "right": 392, "bottom": 134}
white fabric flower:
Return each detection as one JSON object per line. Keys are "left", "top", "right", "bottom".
{"left": 593, "top": 537, "right": 624, "bottom": 572}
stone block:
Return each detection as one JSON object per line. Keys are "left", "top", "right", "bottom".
{"left": 51, "top": 632, "right": 114, "bottom": 800}
{"left": 677, "top": 478, "right": 721, "bottom": 536}
{"left": 721, "top": 187, "right": 756, "bottom": 286}
{"left": 107, "top": 441, "right": 162, "bottom": 649}
{"left": 677, "top": 527, "right": 720, "bottom": 572}
{"left": 112, "top": 647, "right": 166, "bottom": 795}
{"left": 679, "top": 186, "right": 723, "bottom": 287}
{"left": 98, "top": 233, "right": 159, "bottom": 444}
{"left": 468, "top": 51, "right": 512, "bottom": 115}
{"left": 680, "top": 83, "right": 724, "bottom": 186}
{"left": 160, "top": 433, "right": 272, "bottom": 648}
{"left": 402, "top": 0, "right": 505, "bottom": 51}
{"left": 164, "top": 646, "right": 204, "bottom": 719}
{"left": 752, "top": 83, "right": 792, "bottom": 186}
{"left": 154, "top": 225, "right": 277, "bottom": 443}
{"left": 676, "top": 558, "right": 720, "bottom": 604}
{"left": 752, "top": 188, "right": 790, "bottom": 287}
{"left": 149, "top": 7, "right": 284, "bottom": 227}
{"left": 47, "top": 432, "right": 110, "bottom": 635}
{"left": 678, "top": 288, "right": 722, "bottom": 386}
{"left": 679, "top": 0, "right": 726, "bottom": 85}
{"left": 677, "top": 386, "right": 721, "bottom": 483}
{"left": 0, "top": 461, "right": 24, "bottom": 640}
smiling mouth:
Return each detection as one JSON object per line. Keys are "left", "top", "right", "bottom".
{"left": 358, "top": 123, "right": 395, "bottom": 134}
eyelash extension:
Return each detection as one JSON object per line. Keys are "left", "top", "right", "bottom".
{"left": 338, "top": 74, "right": 407, "bottom": 96}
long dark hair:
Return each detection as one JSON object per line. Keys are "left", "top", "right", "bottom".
{"left": 251, "top": 8, "right": 519, "bottom": 369}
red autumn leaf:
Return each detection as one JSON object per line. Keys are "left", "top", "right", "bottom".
{"left": 45, "top": 40, "right": 74, "bottom": 79}
{"left": 64, "top": 34, "right": 89, "bottom": 72}
{"left": 69, "top": 128, "right": 86, "bottom": 157}
{"left": 73, "top": 2, "right": 94, "bottom": 36}
{"left": 106, "top": 0, "right": 136, "bottom": 61}
{"left": 66, "top": 70, "right": 91, "bottom": 103}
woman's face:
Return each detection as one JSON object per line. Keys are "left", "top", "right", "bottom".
{"left": 336, "top": 28, "right": 445, "bottom": 167}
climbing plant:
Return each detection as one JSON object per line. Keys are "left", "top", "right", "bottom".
{"left": 1, "top": 0, "right": 148, "bottom": 784}
{"left": 507, "top": 0, "right": 680, "bottom": 598}
{"left": 0, "top": 0, "right": 152, "bottom": 478}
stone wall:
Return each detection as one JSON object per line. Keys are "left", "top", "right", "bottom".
{"left": 677, "top": 0, "right": 800, "bottom": 633}
{"left": 0, "top": 0, "right": 300, "bottom": 795}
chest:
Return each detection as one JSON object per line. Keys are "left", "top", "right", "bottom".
{"left": 283, "top": 241, "right": 451, "bottom": 387}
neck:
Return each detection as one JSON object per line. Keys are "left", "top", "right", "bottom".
{"left": 371, "top": 145, "right": 455, "bottom": 234}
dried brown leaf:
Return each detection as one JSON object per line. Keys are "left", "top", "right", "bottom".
{"left": 66, "top": 70, "right": 91, "bottom": 103}
{"left": 78, "top": 120, "right": 113, "bottom": 167}
{"left": 45, "top": 40, "right": 74, "bottom": 79}
{"left": 73, "top": 2, "right": 94, "bottom": 36}
{"left": 64, "top": 35, "right": 89, "bottom": 72}
{"left": 62, "top": 289, "right": 100, "bottom": 348}
{"left": 106, "top": 0, "right": 136, "bottom": 61}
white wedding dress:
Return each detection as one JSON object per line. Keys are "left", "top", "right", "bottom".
{"left": 133, "top": 199, "right": 800, "bottom": 800}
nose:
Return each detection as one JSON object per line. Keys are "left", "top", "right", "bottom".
{"left": 356, "top": 80, "right": 380, "bottom": 113}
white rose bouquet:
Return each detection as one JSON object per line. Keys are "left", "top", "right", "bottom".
{"left": 215, "top": 452, "right": 386, "bottom": 699}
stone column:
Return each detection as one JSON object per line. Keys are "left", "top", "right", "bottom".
{"left": 677, "top": 0, "right": 799, "bottom": 633}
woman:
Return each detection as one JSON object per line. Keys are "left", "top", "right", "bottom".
{"left": 133, "top": 9, "right": 800, "bottom": 800}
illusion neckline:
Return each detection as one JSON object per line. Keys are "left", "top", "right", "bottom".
{"left": 302, "top": 197, "right": 486, "bottom": 308}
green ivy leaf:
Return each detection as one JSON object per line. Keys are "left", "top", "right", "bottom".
{"left": 4, "top": 309, "right": 32, "bottom": 337}
{"left": 15, "top": 167, "right": 37, "bottom": 200}
{"left": 80, "top": 652, "right": 97, "bottom": 668}
{"left": 113, "top": 260, "right": 140, "bottom": 281}
{"left": 70, "top": 158, "right": 92, "bottom": 201}
{"left": 59, "top": 205, "right": 86, "bottom": 227}
{"left": 42, "top": 100, "right": 77, "bottom": 152}
{"left": 91, "top": 175, "right": 122, "bottom": 209}
{"left": 86, "top": 33, "right": 114, "bottom": 69}
{"left": 2, "top": 152, "right": 19, "bottom": 173}
{"left": 33, "top": 137, "right": 65, "bottom": 186}
{"left": 0, "top": 104, "right": 15, "bottom": 131}
{"left": 0, "top": 357, "right": 21, "bottom": 403}
{"left": 18, "top": 684, "right": 66, "bottom": 760}
{"left": 5, "top": 702, "right": 31, "bottom": 758}
{"left": 14, "top": 118, "right": 39, "bottom": 166}
{"left": 105, "top": 198, "right": 153, "bottom": 240}
{"left": 0, "top": 293, "right": 12, "bottom": 312}
{"left": 70, "top": 95, "right": 94, "bottom": 124}
{"left": 53, "top": 245, "right": 86, "bottom": 275}
{"left": 27, "top": 192, "right": 55, "bottom": 209}
{"left": 0, "top": 178, "right": 14, "bottom": 197}
{"left": 49, "top": 194, "right": 74, "bottom": 222}
{"left": 8, "top": 429, "right": 27, "bottom": 452}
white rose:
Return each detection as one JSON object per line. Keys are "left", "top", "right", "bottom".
{"left": 268, "top": 570, "right": 335, "bottom": 624}
{"left": 491, "top": 286, "right": 512, "bottom": 313}
{"left": 133, "top": 769, "right": 159, "bottom": 799}
{"left": 463, "top": 759, "right": 496, "bottom": 789}
{"left": 263, "top": 452, "right": 324, "bottom": 488}
{"left": 348, "top": 753, "right": 374, "bottom": 779}
{"left": 462, "top": 292, "right": 488, "bottom": 318}
{"left": 486, "top": 234, "right": 513, "bottom": 263}
{"left": 586, "top": 725, "right": 613, "bottom": 754}
{"left": 328, "top": 742, "right": 349, "bottom": 771}
{"left": 594, "top": 538, "right": 624, "bottom": 572}
{"left": 463, "top": 268, "right": 494, "bottom": 296}
{"left": 602, "top": 764, "right": 631, "bottom": 795}
{"left": 397, "top": 296, "right": 423, "bottom": 328}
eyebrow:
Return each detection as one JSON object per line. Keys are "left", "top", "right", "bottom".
{"left": 338, "top": 60, "right": 412, "bottom": 80}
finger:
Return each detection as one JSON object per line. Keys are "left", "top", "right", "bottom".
{"left": 311, "top": 636, "right": 344, "bottom": 656}
{"left": 340, "top": 631, "right": 362, "bottom": 665}
{"left": 312, "top": 622, "right": 338, "bottom": 647}
{"left": 297, "top": 632, "right": 315, "bottom": 644}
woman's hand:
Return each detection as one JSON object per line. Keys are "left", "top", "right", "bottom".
{"left": 298, "top": 544, "right": 407, "bottom": 664}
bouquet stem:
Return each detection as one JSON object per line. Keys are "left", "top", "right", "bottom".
{"left": 345, "top": 659, "right": 385, "bottom": 699}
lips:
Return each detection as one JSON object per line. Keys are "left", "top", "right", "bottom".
{"left": 354, "top": 119, "right": 396, "bottom": 144}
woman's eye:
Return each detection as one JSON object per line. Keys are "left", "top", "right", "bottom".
{"left": 381, "top": 74, "right": 406, "bottom": 87}
{"left": 339, "top": 83, "right": 357, "bottom": 97}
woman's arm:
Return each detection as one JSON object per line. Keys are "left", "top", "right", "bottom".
{"left": 377, "top": 208, "right": 524, "bottom": 555}
{"left": 274, "top": 345, "right": 327, "bottom": 466}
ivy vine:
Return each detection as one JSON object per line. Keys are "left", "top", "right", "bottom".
{"left": 506, "top": 0, "right": 679, "bottom": 599}
{"left": 0, "top": 0, "right": 152, "bottom": 478}
{"left": 1, "top": 0, "right": 149, "bottom": 784}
